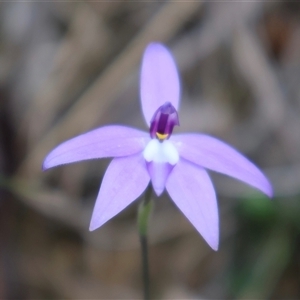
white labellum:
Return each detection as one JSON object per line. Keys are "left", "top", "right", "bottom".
{"left": 143, "top": 139, "right": 179, "bottom": 165}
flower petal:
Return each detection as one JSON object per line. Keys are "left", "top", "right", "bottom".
{"left": 89, "top": 153, "right": 150, "bottom": 230}
{"left": 43, "top": 125, "right": 149, "bottom": 170}
{"left": 171, "top": 134, "right": 273, "bottom": 197}
{"left": 140, "top": 42, "right": 180, "bottom": 126}
{"left": 147, "top": 162, "right": 173, "bottom": 196}
{"left": 166, "top": 159, "right": 219, "bottom": 250}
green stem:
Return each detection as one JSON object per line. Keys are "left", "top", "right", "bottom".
{"left": 138, "top": 184, "right": 153, "bottom": 300}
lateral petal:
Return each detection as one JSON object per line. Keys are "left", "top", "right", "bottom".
{"left": 171, "top": 134, "right": 273, "bottom": 197}
{"left": 166, "top": 160, "right": 219, "bottom": 251}
{"left": 89, "top": 153, "right": 150, "bottom": 230}
{"left": 140, "top": 43, "right": 180, "bottom": 126}
{"left": 43, "top": 125, "right": 149, "bottom": 170}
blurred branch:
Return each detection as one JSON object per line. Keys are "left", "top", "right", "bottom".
{"left": 174, "top": 1, "right": 262, "bottom": 71}
{"left": 21, "top": 3, "right": 112, "bottom": 146}
{"left": 232, "top": 25, "right": 286, "bottom": 152}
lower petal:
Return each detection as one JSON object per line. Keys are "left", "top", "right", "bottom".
{"left": 89, "top": 153, "right": 150, "bottom": 230}
{"left": 166, "top": 159, "right": 219, "bottom": 251}
{"left": 147, "top": 162, "right": 173, "bottom": 196}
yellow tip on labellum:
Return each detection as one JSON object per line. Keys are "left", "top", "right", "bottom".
{"left": 156, "top": 132, "right": 168, "bottom": 140}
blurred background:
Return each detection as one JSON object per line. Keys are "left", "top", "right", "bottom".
{"left": 0, "top": 1, "right": 300, "bottom": 299}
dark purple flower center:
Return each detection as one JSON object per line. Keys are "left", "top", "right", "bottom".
{"left": 149, "top": 102, "right": 179, "bottom": 140}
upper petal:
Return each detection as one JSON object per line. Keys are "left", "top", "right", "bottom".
{"left": 43, "top": 125, "right": 149, "bottom": 170}
{"left": 89, "top": 153, "right": 150, "bottom": 230}
{"left": 140, "top": 43, "right": 180, "bottom": 126}
{"left": 171, "top": 134, "right": 273, "bottom": 197}
{"left": 166, "top": 159, "right": 219, "bottom": 251}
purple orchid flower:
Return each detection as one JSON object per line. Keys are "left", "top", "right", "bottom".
{"left": 43, "top": 43, "right": 272, "bottom": 251}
